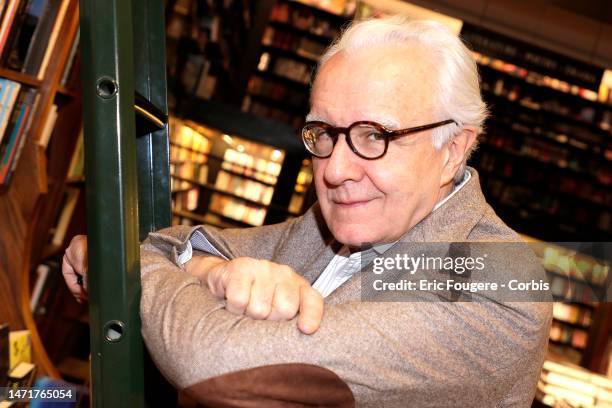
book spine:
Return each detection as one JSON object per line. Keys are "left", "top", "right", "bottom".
{"left": 59, "top": 26, "right": 78, "bottom": 86}
{"left": 36, "top": 0, "right": 69, "bottom": 79}
{"left": 0, "top": 0, "right": 21, "bottom": 56}
{"left": 37, "top": 102, "right": 56, "bottom": 148}
{"left": 0, "top": 78, "right": 8, "bottom": 145}
{"left": 0, "top": 88, "right": 29, "bottom": 183}
{"left": 21, "top": 0, "right": 55, "bottom": 75}
{"left": 3, "top": 89, "right": 37, "bottom": 184}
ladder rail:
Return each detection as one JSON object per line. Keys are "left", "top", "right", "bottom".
{"left": 79, "top": 0, "right": 173, "bottom": 406}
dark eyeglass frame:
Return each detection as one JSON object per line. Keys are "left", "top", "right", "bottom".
{"left": 302, "top": 119, "right": 457, "bottom": 160}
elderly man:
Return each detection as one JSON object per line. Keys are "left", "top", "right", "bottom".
{"left": 64, "top": 17, "right": 552, "bottom": 407}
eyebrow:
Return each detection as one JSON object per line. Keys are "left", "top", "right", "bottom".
{"left": 305, "top": 113, "right": 401, "bottom": 130}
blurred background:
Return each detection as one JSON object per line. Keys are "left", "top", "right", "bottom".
{"left": 0, "top": 1, "right": 611, "bottom": 407}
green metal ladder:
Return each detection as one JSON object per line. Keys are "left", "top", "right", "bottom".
{"left": 79, "top": 0, "right": 176, "bottom": 406}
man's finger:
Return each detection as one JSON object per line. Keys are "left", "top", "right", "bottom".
{"left": 62, "top": 255, "right": 87, "bottom": 300}
{"left": 297, "top": 286, "right": 324, "bottom": 334}
{"left": 245, "top": 277, "right": 274, "bottom": 320}
{"left": 224, "top": 270, "right": 253, "bottom": 315}
{"left": 268, "top": 282, "right": 300, "bottom": 321}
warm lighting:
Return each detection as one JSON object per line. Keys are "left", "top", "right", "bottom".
{"left": 222, "top": 134, "right": 233, "bottom": 145}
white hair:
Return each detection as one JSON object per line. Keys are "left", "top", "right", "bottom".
{"left": 316, "top": 17, "right": 488, "bottom": 182}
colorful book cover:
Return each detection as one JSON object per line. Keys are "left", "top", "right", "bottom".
{"left": 0, "top": 88, "right": 33, "bottom": 183}
{"left": 8, "top": 330, "right": 31, "bottom": 371}
{"left": 3, "top": 89, "right": 38, "bottom": 184}
{"left": 0, "top": 82, "right": 22, "bottom": 173}
{"left": 0, "top": 79, "right": 20, "bottom": 146}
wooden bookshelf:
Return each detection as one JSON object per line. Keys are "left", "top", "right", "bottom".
{"left": 0, "top": 0, "right": 82, "bottom": 380}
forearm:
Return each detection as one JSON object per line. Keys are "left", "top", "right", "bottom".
{"left": 140, "top": 243, "right": 550, "bottom": 406}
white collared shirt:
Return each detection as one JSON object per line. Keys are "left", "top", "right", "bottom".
{"left": 178, "top": 170, "right": 471, "bottom": 297}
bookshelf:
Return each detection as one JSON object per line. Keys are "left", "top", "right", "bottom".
{"left": 241, "top": 0, "right": 354, "bottom": 129}
{"left": 457, "top": 22, "right": 612, "bottom": 370}
{"left": 460, "top": 23, "right": 612, "bottom": 242}
{"left": 0, "top": 0, "right": 82, "bottom": 381}
{"left": 169, "top": 117, "right": 313, "bottom": 229}
{"left": 528, "top": 240, "right": 610, "bottom": 367}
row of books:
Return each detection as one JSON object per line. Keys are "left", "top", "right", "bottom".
{"left": 478, "top": 154, "right": 612, "bottom": 233}
{"left": 479, "top": 142, "right": 612, "bottom": 207}
{"left": 473, "top": 52, "right": 605, "bottom": 105}
{"left": 481, "top": 75, "right": 611, "bottom": 135}
{"left": 215, "top": 169, "right": 275, "bottom": 205}
{"left": 486, "top": 105, "right": 611, "bottom": 165}
{"left": 537, "top": 360, "right": 612, "bottom": 407}
{"left": 270, "top": 1, "right": 342, "bottom": 39}
{"left": 0, "top": 78, "right": 36, "bottom": 186}
{"left": 247, "top": 75, "right": 309, "bottom": 109}
{"left": 550, "top": 275, "right": 602, "bottom": 304}
{"left": 243, "top": 96, "right": 304, "bottom": 129}
{"left": 172, "top": 187, "right": 199, "bottom": 212}
{"left": 543, "top": 246, "right": 609, "bottom": 287}
{"left": 170, "top": 162, "right": 208, "bottom": 186}
{"left": 553, "top": 303, "right": 593, "bottom": 327}
{"left": 209, "top": 193, "right": 267, "bottom": 226}
{"left": 262, "top": 26, "right": 325, "bottom": 60}
{"left": 549, "top": 320, "right": 588, "bottom": 349}
{"left": 222, "top": 147, "right": 283, "bottom": 182}
{"left": 0, "top": 0, "right": 71, "bottom": 79}
{"left": 169, "top": 119, "right": 212, "bottom": 154}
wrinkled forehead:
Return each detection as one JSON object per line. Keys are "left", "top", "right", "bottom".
{"left": 309, "top": 45, "right": 438, "bottom": 127}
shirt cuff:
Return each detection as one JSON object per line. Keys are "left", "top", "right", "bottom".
{"left": 176, "top": 229, "right": 229, "bottom": 266}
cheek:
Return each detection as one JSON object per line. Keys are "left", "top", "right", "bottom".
{"left": 312, "top": 160, "right": 326, "bottom": 192}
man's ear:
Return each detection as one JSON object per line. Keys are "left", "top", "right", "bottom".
{"left": 440, "top": 126, "right": 477, "bottom": 187}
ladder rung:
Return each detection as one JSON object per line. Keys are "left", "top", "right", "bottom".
{"left": 134, "top": 91, "right": 167, "bottom": 135}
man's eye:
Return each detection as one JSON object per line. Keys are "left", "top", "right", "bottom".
{"left": 367, "top": 132, "right": 385, "bottom": 141}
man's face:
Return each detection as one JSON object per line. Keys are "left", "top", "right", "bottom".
{"left": 309, "top": 45, "right": 450, "bottom": 246}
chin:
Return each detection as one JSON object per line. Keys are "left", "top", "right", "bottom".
{"left": 328, "top": 222, "right": 383, "bottom": 247}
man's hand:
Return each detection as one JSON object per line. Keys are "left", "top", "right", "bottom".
{"left": 186, "top": 256, "right": 324, "bottom": 334}
{"left": 62, "top": 235, "right": 88, "bottom": 303}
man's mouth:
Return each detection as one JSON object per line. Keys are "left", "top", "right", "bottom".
{"left": 332, "top": 198, "right": 374, "bottom": 208}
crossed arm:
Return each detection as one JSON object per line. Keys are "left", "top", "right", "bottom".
{"left": 138, "top": 227, "right": 551, "bottom": 407}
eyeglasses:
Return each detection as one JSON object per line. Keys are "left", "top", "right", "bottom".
{"left": 302, "top": 119, "right": 457, "bottom": 160}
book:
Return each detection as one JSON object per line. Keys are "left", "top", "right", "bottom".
{"left": 59, "top": 26, "right": 78, "bottom": 86}
{"left": 37, "top": 102, "right": 56, "bottom": 149}
{"left": 50, "top": 187, "right": 79, "bottom": 247}
{"left": 30, "top": 263, "right": 50, "bottom": 312}
{"left": 32, "top": 258, "right": 61, "bottom": 322}
{"left": 0, "top": 79, "right": 21, "bottom": 146}
{"left": 3, "top": 90, "right": 38, "bottom": 185}
{"left": 21, "top": 0, "right": 58, "bottom": 75}
{"left": 36, "top": 0, "right": 69, "bottom": 79}
{"left": 0, "top": 87, "right": 37, "bottom": 184}
{"left": 7, "top": 361, "right": 35, "bottom": 389}
{"left": 66, "top": 127, "right": 84, "bottom": 180}
{"left": 8, "top": 330, "right": 31, "bottom": 371}
{"left": 0, "top": 0, "right": 21, "bottom": 57}
{"left": 2, "top": 0, "right": 36, "bottom": 70}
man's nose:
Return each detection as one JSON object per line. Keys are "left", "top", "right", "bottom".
{"left": 322, "top": 134, "right": 363, "bottom": 185}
